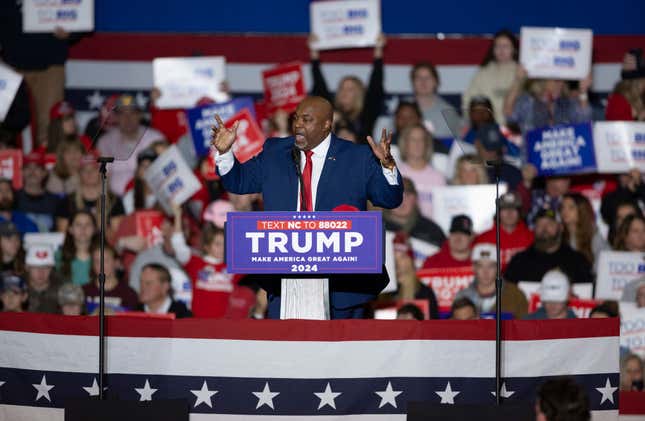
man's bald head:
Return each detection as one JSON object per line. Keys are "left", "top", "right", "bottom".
{"left": 292, "top": 96, "right": 334, "bottom": 150}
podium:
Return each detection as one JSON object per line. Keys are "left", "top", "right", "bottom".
{"left": 226, "top": 211, "right": 384, "bottom": 319}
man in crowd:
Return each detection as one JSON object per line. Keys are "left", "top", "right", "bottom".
{"left": 535, "top": 377, "right": 590, "bottom": 421}
{"left": 0, "top": 179, "right": 38, "bottom": 234}
{"left": 526, "top": 176, "right": 571, "bottom": 227}
{"left": 474, "top": 123, "right": 522, "bottom": 189}
{"left": 25, "top": 244, "right": 60, "bottom": 313}
{"left": 455, "top": 243, "right": 528, "bottom": 319}
{"left": 0, "top": 272, "right": 28, "bottom": 312}
{"left": 15, "top": 151, "right": 61, "bottom": 232}
{"left": 137, "top": 263, "right": 192, "bottom": 318}
{"left": 474, "top": 191, "right": 533, "bottom": 271}
{"left": 450, "top": 297, "right": 478, "bottom": 320}
{"left": 384, "top": 178, "right": 446, "bottom": 249}
{"left": 504, "top": 208, "right": 593, "bottom": 286}
{"left": 422, "top": 214, "right": 474, "bottom": 271}
{"left": 96, "top": 94, "right": 165, "bottom": 196}
{"left": 524, "top": 269, "right": 577, "bottom": 320}
{"left": 212, "top": 96, "right": 402, "bottom": 319}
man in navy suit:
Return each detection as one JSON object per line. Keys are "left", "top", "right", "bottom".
{"left": 212, "top": 96, "right": 403, "bottom": 319}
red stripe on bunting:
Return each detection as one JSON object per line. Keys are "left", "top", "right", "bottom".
{"left": 0, "top": 313, "right": 618, "bottom": 341}
{"left": 68, "top": 33, "right": 645, "bottom": 64}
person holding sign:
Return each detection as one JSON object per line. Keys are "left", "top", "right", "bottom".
{"left": 308, "top": 33, "right": 386, "bottom": 141}
{"left": 212, "top": 96, "right": 402, "bottom": 319}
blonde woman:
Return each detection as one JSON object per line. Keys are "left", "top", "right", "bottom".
{"left": 451, "top": 154, "right": 489, "bottom": 185}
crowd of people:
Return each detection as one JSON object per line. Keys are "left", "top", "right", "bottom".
{"left": 1, "top": 24, "right": 644, "bottom": 394}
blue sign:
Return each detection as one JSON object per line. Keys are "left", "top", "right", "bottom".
{"left": 226, "top": 211, "right": 383, "bottom": 275}
{"left": 527, "top": 122, "right": 597, "bottom": 176}
{"left": 186, "top": 97, "right": 256, "bottom": 157}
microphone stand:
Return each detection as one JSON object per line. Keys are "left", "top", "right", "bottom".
{"left": 97, "top": 156, "right": 114, "bottom": 400}
{"left": 485, "top": 158, "right": 503, "bottom": 405}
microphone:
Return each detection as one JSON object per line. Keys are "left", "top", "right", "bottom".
{"left": 291, "top": 146, "right": 306, "bottom": 211}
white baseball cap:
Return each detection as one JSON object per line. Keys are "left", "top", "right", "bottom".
{"left": 472, "top": 243, "right": 497, "bottom": 263}
{"left": 540, "top": 270, "right": 570, "bottom": 302}
{"left": 25, "top": 244, "right": 55, "bottom": 267}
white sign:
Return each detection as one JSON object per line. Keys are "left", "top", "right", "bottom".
{"left": 310, "top": 0, "right": 381, "bottom": 51}
{"left": 620, "top": 302, "right": 645, "bottom": 359}
{"left": 430, "top": 184, "right": 507, "bottom": 235}
{"left": 153, "top": 57, "right": 228, "bottom": 109}
{"left": 594, "top": 122, "right": 645, "bottom": 173}
{"left": 144, "top": 146, "right": 202, "bottom": 214}
{"left": 0, "top": 64, "right": 23, "bottom": 122}
{"left": 520, "top": 27, "right": 592, "bottom": 80}
{"left": 23, "top": 0, "right": 94, "bottom": 33}
{"left": 23, "top": 232, "right": 65, "bottom": 252}
{"left": 596, "top": 251, "right": 645, "bottom": 300}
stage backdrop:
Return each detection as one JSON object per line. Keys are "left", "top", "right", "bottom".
{"left": 0, "top": 313, "right": 620, "bottom": 420}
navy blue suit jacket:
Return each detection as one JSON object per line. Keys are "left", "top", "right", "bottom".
{"left": 219, "top": 135, "right": 403, "bottom": 318}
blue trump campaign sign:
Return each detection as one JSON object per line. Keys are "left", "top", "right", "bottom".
{"left": 187, "top": 97, "right": 256, "bottom": 157}
{"left": 226, "top": 211, "right": 383, "bottom": 275}
{"left": 527, "top": 122, "right": 597, "bottom": 176}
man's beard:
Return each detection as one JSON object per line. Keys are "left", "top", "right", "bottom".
{"left": 534, "top": 231, "right": 561, "bottom": 252}
{"left": 0, "top": 199, "right": 13, "bottom": 211}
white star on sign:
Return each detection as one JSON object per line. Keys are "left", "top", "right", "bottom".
{"left": 252, "top": 382, "right": 280, "bottom": 410}
{"left": 375, "top": 381, "right": 403, "bottom": 408}
{"left": 191, "top": 380, "right": 218, "bottom": 408}
{"left": 135, "top": 92, "right": 149, "bottom": 109}
{"left": 33, "top": 375, "right": 54, "bottom": 402}
{"left": 314, "top": 382, "right": 342, "bottom": 410}
{"left": 135, "top": 379, "right": 157, "bottom": 401}
{"left": 86, "top": 90, "right": 105, "bottom": 110}
{"left": 595, "top": 378, "right": 617, "bottom": 405}
{"left": 436, "top": 382, "right": 460, "bottom": 404}
{"left": 491, "top": 382, "right": 515, "bottom": 398}
{"left": 82, "top": 378, "right": 100, "bottom": 396}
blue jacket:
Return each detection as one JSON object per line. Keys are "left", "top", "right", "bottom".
{"left": 220, "top": 135, "right": 403, "bottom": 318}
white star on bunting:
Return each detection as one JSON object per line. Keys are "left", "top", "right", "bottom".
{"left": 436, "top": 382, "right": 460, "bottom": 404}
{"left": 314, "top": 382, "right": 342, "bottom": 410}
{"left": 82, "top": 378, "right": 100, "bottom": 396}
{"left": 191, "top": 381, "right": 218, "bottom": 408}
{"left": 252, "top": 382, "right": 280, "bottom": 410}
{"left": 33, "top": 375, "right": 54, "bottom": 402}
{"left": 491, "top": 382, "right": 515, "bottom": 398}
{"left": 86, "top": 90, "right": 105, "bottom": 110}
{"left": 596, "top": 378, "right": 617, "bottom": 405}
{"left": 375, "top": 381, "right": 403, "bottom": 408}
{"left": 135, "top": 379, "right": 157, "bottom": 401}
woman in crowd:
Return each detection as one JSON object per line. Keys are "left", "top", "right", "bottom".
{"left": 46, "top": 138, "right": 84, "bottom": 195}
{"left": 559, "top": 192, "right": 608, "bottom": 267}
{"left": 606, "top": 49, "right": 645, "bottom": 121}
{"left": 47, "top": 101, "right": 91, "bottom": 153}
{"left": 0, "top": 222, "right": 25, "bottom": 274}
{"left": 462, "top": 29, "right": 519, "bottom": 124}
{"left": 57, "top": 210, "right": 96, "bottom": 286}
{"left": 409, "top": 61, "right": 456, "bottom": 138}
{"left": 82, "top": 242, "right": 138, "bottom": 312}
{"left": 396, "top": 124, "right": 445, "bottom": 219}
{"left": 451, "top": 154, "right": 489, "bottom": 185}
{"left": 504, "top": 68, "right": 592, "bottom": 137}
{"left": 122, "top": 147, "right": 158, "bottom": 214}
{"left": 620, "top": 354, "right": 644, "bottom": 392}
{"left": 308, "top": 33, "right": 386, "bottom": 140}
{"left": 613, "top": 214, "right": 645, "bottom": 252}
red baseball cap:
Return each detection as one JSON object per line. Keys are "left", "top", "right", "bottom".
{"left": 49, "top": 101, "right": 75, "bottom": 120}
{"left": 23, "top": 151, "right": 46, "bottom": 166}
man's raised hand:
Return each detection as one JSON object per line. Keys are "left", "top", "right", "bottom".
{"left": 210, "top": 114, "right": 240, "bottom": 154}
{"left": 366, "top": 128, "right": 396, "bottom": 170}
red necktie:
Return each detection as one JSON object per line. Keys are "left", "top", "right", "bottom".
{"left": 302, "top": 150, "right": 314, "bottom": 211}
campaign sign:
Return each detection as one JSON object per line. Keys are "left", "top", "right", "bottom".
{"left": 153, "top": 56, "right": 228, "bottom": 109}
{"left": 527, "top": 122, "right": 596, "bottom": 176}
{"left": 431, "top": 184, "right": 507, "bottom": 235}
{"left": 0, "top": 149, "right": 23, "bottom": 190}
{"left": 310, "top": 0, "right": 381, "bottom": 51}
{"left": 417, "top": 267, "right": 473, "bottom": 311}
{"left": 226, "top": 211, "right": 383, "bottom": 274}
{"left": 23, "top": 0, "right": 94, "bottom": 33}
{"left": 594, "top": 122, "right": 645, "bottom": 173}
{"left": 520, "top": 26, "right": 592, "bottom": 80}
{"left": 144, "top": 145, "right": 202, "bottom": 215}
{"left": 262, "top": 62, "right": 306, "bottom": 113}
{"left": 116, "top": 210, "right": 165, "bottom": 248}
{"left": 595, "top": 251, "right": 645, "bottom": 300}
{"left": 528, "top": 294, "right": 601, "bottom": 318}
{"left": 186, "top": 96, "right": 256, "bottom": 157}
{"left": 620, "top": 302, "right": 645, "bottom": 359}
{"left": 0, "top": 64, "right": 23, "bottom": 122}
{"left": 225, "top": 109, "right": 266, "bottom": 164}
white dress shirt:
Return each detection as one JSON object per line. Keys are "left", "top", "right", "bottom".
{"left": 215, "top": 134, "right": 399, "bottom": 210}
